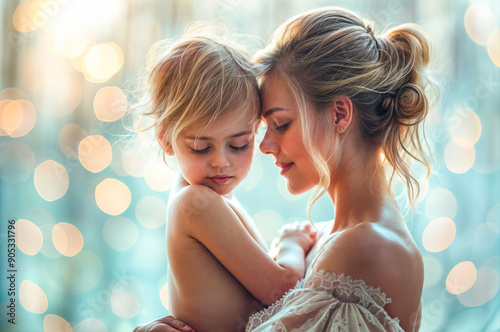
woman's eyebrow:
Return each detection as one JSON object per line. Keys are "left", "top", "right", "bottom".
{"left": 262, "top": 107, "right": 288, "bottom": 118}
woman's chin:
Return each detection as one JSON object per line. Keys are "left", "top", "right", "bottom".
{"left": 286, "top": 182, "right": 312, "bottom": 196}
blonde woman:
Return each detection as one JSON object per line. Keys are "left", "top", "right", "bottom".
{"left": 136, "top": 6, "right": 436, "bottom": 332}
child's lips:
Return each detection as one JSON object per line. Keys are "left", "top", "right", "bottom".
{"left": 208, "top": 175, "right": 233, "bottom": 184}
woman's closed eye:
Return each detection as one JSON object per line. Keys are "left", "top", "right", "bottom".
{"left": 275, "top": 122, "right": 291, "bottom": 132}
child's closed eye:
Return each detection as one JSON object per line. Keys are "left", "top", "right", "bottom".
{"left": 230, "top": 143, "right": 249, "bottom": 152}
{"left": 190, "top": 146, "right": 211, "bottom": 154}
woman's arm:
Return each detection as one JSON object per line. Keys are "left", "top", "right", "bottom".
{"left": 171, "top": 185, "right": 316, "bottom": 305}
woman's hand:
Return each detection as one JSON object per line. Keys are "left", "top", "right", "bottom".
{"left": 133, "top": 316, "right": 195, "bottom": 332}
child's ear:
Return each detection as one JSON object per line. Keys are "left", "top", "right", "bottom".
{"left": 157, "top": 128, "right": 174, "bottom": 156}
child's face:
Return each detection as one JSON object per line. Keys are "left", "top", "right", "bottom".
{"left": 175, "top": 112, "right": 256, "bottom": 195}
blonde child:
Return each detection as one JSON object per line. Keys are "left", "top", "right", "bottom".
{"left": 136, "top": 25, "right": 317, "bottom": 332}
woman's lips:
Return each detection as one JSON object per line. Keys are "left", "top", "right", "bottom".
{"left": 275, "top": 162, "right": 294, "bottom": 175}
{"left": 208, "top": 175, "right": 233, "bottom": 184}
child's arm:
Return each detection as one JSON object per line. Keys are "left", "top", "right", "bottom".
{"left": 171, "top": 185, "right": 316, "bottom": 305}
{"left": 225, "top": 196, "right": 269, "bottom": 251}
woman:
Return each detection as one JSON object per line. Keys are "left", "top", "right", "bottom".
{"left": 135, "top": 6, "right": 436, "bottom": 331}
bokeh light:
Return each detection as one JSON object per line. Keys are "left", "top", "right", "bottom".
{"left": 487, "top": 30, "right": 500, "bottom": 67}
{"left": 2, "top": 101, "right": 23, "bottom": 135}
{"left": 472, "top": 110, "right": 500, "bottom": 174}
{"left": 425, "top": 188, "right": 457, "bottom": 220}
{"left": 84, "top": 43, "right": 124, "bottom": 83}
{"left": 111, "top": 277, "right": 145, "bottom": 318}
{"left": 95, "top": 178, "right": 131, "bottom": 215}
{"left": 93, "top": 86, "right": 127, "bottom": 122}
{"left": 78, "top": 135, "right": 112, "bottom": 173}
{"left": 14, "top": 219, "right": 43, "bottom": 255}
{"left": 444, "top": 139, "right": 475, "bottom": 174}
{"left": 53, "top": 26, "right": 87, "bottom": 59}
{"left": 20, "top": 280, "right": 48, "bottom": 314}
{"left": 59, "top": 123, "right": 87, "bottom": 159}
{"left": 0, "top": 87, "right": 29, "bottom": 100}
{"left": 474, "top": 222, "right": 498, "bottom": 248}
{"left": 102, "top": 216, "right": 138, "bottom": 251}
{"left": 121, "top": 147, "right": 146, "bottom": 177}
{"left": 0, "top": 140, "right": 36, "bottom": 183}
{"left": 449, "top": 109, "right": 481, "bottom": 145}
{"left": 34, "top": 160, "right": 69, "bottom": 201}
{"left": 144, "top": 161, "right": 177, "bottom": 191}
{"left": 160, "top": 283, "right": 170, "bottom": 310}
{"left": 39, "top": 224, "right": 63, "bottom": 259}
{"left": 12, "top": 0, "right": 38, "bottom": 33}
{"left": 458, "top": 267, "right": 499, "bottom": 307}
{"left": 2, "top": 99, "right": 36, "bottom": 137}
{"left": 0, "top": 99, "right": 12, "bottom": 135}
{"left": 464, "top": 4, "right": 497, "bottom": 45}
{"left": 53, "top": 222, "right": 84, "bottom": 257}
{"left": 43, "top": 314, "right": 73, "bottom": 332}
{"left": 422, "top": 217, "right": 456, "bottom": 252}
{"left": 111, "top": 291, "right": 140, "bottom": 318}
{"left": 423, "top": 255, "right": 443, "bottom": 288}
{"left": 415, "top": 179, "right": 429, "bottom": 205}
{"left": 253, "top": 209, "right": 285, "bottom": 244}
{"left": 73, "top": 318, "right": 108, "bottom": 332}
{"left": 135, "top": 196, "right": 167, "bottom": 229}
{"left": 446, "top": 261, "right": 477, "bottom": 295}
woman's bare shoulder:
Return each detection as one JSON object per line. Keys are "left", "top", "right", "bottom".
{"left": 312, "top": 222, "right": 423, "bottom": 293}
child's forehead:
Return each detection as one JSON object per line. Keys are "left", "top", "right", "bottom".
{"left": 183, "top": 113, "right": 256, "bottom": 139}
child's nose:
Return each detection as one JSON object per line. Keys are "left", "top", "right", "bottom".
{"left": 211, "top": 150, "right": 230, "bottom": 168}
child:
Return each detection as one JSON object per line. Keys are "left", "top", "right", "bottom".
{"left": 137, "top": 25, "right": 317, "bottom": 332}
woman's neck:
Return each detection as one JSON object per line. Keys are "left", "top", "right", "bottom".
{"left": 327, "top": 151, "right": 392, "bottom": 233}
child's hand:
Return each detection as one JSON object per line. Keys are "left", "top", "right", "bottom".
{"left": 277, "top": 221, "right": 318, "bottom": 254}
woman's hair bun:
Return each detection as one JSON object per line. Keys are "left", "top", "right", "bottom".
{"left": 394, "top": 83, "right": 427, "bottom": 125}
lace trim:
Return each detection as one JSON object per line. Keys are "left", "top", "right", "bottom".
{"left": 304, "top": 269, "right": 393, "bottom": 308}
{"left": 247, "top": 270, "right": 401, "bottom": 330}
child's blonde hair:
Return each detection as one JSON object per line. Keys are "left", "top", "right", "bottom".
{"left": 254, "top": 7, "right": 438, "bottom": 219}
{"left": 135, "top": 23, "right": 260, "bottom": 164}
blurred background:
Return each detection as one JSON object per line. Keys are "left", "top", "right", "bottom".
{"left": 0, "top": 0, "right": 499, "bottom": 331}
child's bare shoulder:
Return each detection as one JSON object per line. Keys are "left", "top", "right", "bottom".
{"left": 168, "top": 184, "right": 228, "bottom": 224}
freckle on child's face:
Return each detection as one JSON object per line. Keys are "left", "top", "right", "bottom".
{"left": 175, "top": 111, "right": 256, "bottom": 195}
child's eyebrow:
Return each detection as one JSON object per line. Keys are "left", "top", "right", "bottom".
{"left": 185, "top": 130, "right": 253, "bottom": 140}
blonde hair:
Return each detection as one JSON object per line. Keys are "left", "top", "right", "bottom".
{"left": 254, "top": 7, "right": 438, "bottom": 219}
{"left": 134, "top": 23, "right": 260, "bottom": 164}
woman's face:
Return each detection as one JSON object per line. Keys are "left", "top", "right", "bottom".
{"left": 259, "top": 75, "right": 320, "bottom": 194}
{"left": 173, "top": 112, "right": 256, "bottom": 196}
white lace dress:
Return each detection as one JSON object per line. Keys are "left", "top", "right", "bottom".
{"left": 246, "top": 270, "right": 404, "bottom": 332}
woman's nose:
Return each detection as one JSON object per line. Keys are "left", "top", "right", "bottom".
{"left": 259, "top": 131, "right": 279, "bottom": 155}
